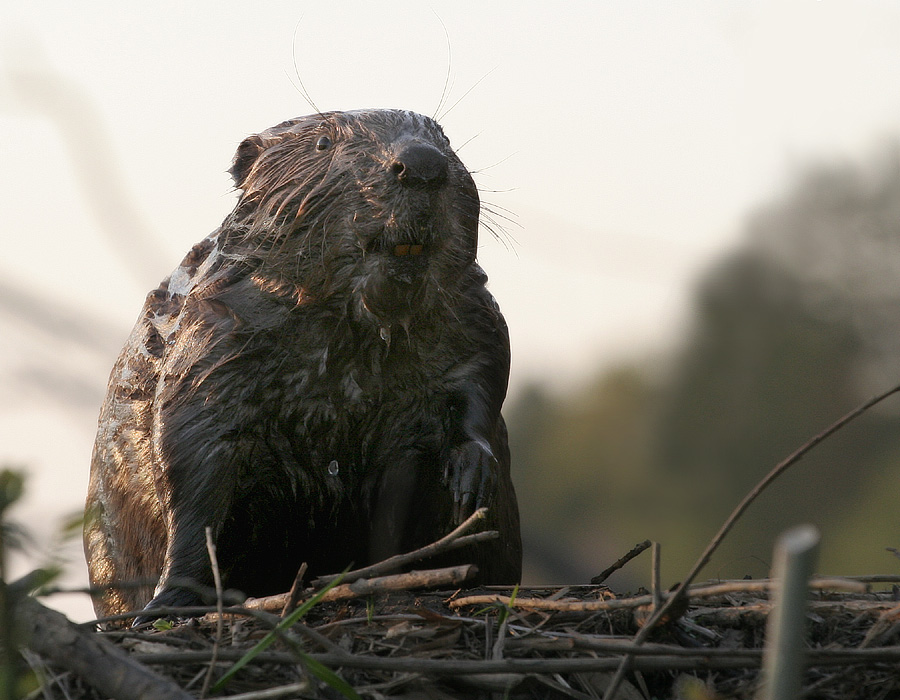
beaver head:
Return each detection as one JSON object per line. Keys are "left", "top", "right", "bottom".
{"left": 223, "top": 109, "right": 481, "bottom": 330}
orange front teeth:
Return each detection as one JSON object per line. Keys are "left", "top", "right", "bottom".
{"left": 393, "top": 244, "right": 425, "bottom": 257}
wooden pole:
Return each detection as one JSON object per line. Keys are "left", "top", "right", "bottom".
{"left": 758, "top": 525, "right": 820, "bottom": 700}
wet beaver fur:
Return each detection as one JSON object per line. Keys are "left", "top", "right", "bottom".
{"left": 84, "top": 109, "right": 521, "bottom": 620}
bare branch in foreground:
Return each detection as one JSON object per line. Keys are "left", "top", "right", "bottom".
{"left": 15, "top": 595, "right": 193, "bottom": 700}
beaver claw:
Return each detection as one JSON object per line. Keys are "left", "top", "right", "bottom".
{"left": 444, "top": 439, "right": 497, "bottom": 524}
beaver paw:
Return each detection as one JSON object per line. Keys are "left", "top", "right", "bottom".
{"left": 131, "top": 587, "right": 203, "bottom": 627}
{"left": 444, "top": 439, "right": 496, "bottom": 524}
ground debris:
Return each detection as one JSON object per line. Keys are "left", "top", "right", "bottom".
{"left": 21, "top": 575, "right": 900, "bottom": 699}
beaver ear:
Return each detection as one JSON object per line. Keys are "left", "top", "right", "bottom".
{"left": 230, "top": 135, "right": 265, "bottom": 189}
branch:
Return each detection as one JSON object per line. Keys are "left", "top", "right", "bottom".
{"left": 312, "top": 507, "right": 495, "bottom": 586}
{"left": 241, "top": 565, "right": 477, "bottom": 613}
{"left": 591, "top": 539, "right": 651, "bottom": 584}
{"left": 450, "top": 576, "right": 865, "bottom": 613}
{"left": 128, "top": 646, "right": 900, "bottom": 673}
{"left": 16, "top": 595, "right": 193, "bottom": 700}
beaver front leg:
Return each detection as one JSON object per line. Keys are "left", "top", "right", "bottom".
{"left": 441, "top": 385, "right": 520, "bottom": 582}
{"left": 442, "top": 282, "right": 511, "bottom": 524}
{"left": 135, "top": 403, "right": 245, "bottom": 624}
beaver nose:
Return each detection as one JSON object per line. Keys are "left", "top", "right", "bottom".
{"left": 391, "top": 142, "right": 448, "bottom": 190}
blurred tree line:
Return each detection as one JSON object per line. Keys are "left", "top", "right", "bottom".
{"left": 507, "top": 144, "right": 900, "bottom": 590}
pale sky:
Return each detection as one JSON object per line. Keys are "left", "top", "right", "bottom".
{"left": 3, "top": 0, "right": 900, "bottom": 620}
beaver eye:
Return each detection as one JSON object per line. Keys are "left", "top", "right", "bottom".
{"left": 315, "top": 135, "right": 333, "bottom": 151}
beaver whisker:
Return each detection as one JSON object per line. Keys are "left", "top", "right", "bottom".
{"left": 478, "top": 212, "right": 517, "bottom": 252}
{"left": 478, "top": 199, "right": 519, "bottom": 227}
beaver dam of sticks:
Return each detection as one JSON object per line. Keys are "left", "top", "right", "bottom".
{"left": 21, "top": 534, "right": 900, "bottom": 700}
{"left": 12, "top": 386, "right": 900, "bottom": 699}
{"left": 20, "top": 563, "right": 900, "bottom": 700}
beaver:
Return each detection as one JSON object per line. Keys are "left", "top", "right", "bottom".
{"left": 84, "top": 109, "right": 521, "bottom": 620}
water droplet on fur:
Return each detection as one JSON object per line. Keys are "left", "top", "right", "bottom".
{"left": 327, "top": 460, "right": 339, "bottom": 476}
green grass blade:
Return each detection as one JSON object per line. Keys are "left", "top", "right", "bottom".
{"left": 211, "top": 569, "right": 348, "bottom": 693}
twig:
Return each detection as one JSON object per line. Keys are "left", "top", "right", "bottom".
{"left": 245, "top": 565, "right": 477, "bottom": 613}
{"left": 842, "top": 574, "right": 900, "bottom": 584}
{"left": 131, "top": 646, "right": 900, "bottom": 672}
{"left": 311, "top": 565, "right": 477, "bottom": 602}
{"left": 312, "top": 507, "right": 495, "bottom": 586}
{"left": 591, "top": 540, "right": 652, "bottom": 584}
{"left": 601, "top": 380, "right": 900, "bottom": 700}
{"left": 97, "top": 566, "right": 477, "bottom": 625}
{"left": 222, "top": 682, "right": 313, "bottom": 700}
{"left": 200, "top": 526, "right": 224, "bottom": 698}
{"left": 281, "top": 563, "right": 308, "bottom": 619}
{"left": 202, "top": 602, "right": 348, "bottom": 656}
{"left": 859, "top": 601, "right": 900, "bottom": 648}
{"left": 698, "top": 576, "right": 864, "bottom": 594}
{"left": 449, "top": 577, "right": 866, "bottom": 613}
{"left": 651, "top": 541, "right": 662, "bottom": 613}
{"left": 691, "top": 599, "right": 898, "bottom": 625}
{"left": 694, "top": 575, "right": 870, "bottom": 589}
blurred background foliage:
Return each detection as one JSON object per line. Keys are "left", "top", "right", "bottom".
{"left": 508, "top": 145, "right": 900, "bottom": 591}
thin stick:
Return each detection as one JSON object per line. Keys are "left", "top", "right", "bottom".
{"left": 601, "top": 381, "right": 900, "bottom": 700}
{"left": 281, "top": 563, "right": 308, "bottom": 619}
{"left": 131, "top": 646, "right": 900, "bottom": 673}
{"left": 222, "top": 682, "right": 313, "bottom": 700}
{"left": 246, "top": 565, "right": 477, "bottom": 613}
{"left": 450, "top": 577, "right": 865, "bottom": 613}
{"left": 312, "top": 507, "right": 494, "bottom": 586}
{"left": 200, "top": 527, "right": 224, "bottom": 698}
{"left": 651, "top": 542, "right": 662, "bottom": 613}
{"left": 591, "top": 540, "right": 652, "bottom": 584}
